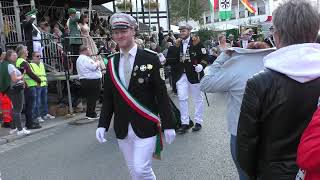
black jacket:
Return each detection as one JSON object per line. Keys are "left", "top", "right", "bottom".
{"left": 166, "top": 37, "right": 209, "bottom": 84}
{"left": 98, "top": 49, "right": 175, "bottom": 139}
{"left": 237, "top": 69, "right": 320, "bottom": 180}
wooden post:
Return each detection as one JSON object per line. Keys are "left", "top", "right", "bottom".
{"left": 13, "top": 0, "right": 22, "bottom": 42}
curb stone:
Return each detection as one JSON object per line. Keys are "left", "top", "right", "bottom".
{"left": 0, "top": 113, "right": 85, "bottom": 146}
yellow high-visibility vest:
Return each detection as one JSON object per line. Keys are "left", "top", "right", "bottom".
{"left": 30, "top": 62, "right": 47, "bottom": 87}
{"left": 16, "top": 58, "right": 37, "bottom": 87}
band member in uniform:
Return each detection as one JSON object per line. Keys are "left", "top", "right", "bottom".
{"left": 22, "top": 9, "right": 38, "bottom": 59}
{"left": 172, "top": 22, "right": 209, "bottom": 134}
{"left": 96, "top": 13, "right": 176, "bottom": 180}
{"left": 264, "top": 26, "right": 276, "bottom": 47}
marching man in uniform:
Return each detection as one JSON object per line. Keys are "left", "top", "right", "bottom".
{"left": 96, "top": 13, "right": 176, "bottom": 180}
{"left": 174, "top": 22, "right": 209, "bottom": 134}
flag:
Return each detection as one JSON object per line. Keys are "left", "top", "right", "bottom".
{"left": 240, "top": 0, "right": 256, "bottom": 14}
{"left": 208, "top": 0, "right": 219, "bottom": 12}
{"left": 219, "top": 0, "right": 232, "bottom": 20}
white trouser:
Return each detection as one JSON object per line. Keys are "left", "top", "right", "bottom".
{"left": 118, "top": 124, "right": 156, "bottom": 180}
{"left": 176, "top": 73, "right": 204, "bottom": 125}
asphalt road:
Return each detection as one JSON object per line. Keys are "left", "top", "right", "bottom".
{"left": 0, "top": 93, "right": 237, "bottom": 180}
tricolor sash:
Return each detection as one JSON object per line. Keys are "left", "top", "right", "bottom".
{"left": 108, "top": 56, "right": 163, "bottom": 159}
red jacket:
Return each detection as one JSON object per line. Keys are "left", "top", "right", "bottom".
{"left": 297, "top": 107, "right": 320, "bottom": 180}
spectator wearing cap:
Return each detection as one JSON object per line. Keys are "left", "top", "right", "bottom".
{"left": 236, "top": 0, "right": 320, "bottom": 179}
{"left": 264, "top": 26, "right": 276, "bottom": 47}
{"left": 96, "top": 12, "right": 176, "bottom": 180}
{"left": 67, "top": 8, "right": 82, "bottom": 74}
{"left": 76, "top": 45, "right": 102, "bottom": 120}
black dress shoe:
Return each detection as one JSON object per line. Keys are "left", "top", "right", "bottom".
{"left": 177, "top": 124, "right": 189, "bottom": 134}
{"left": 192, "top": 123, "right": 202, "bottom": 132}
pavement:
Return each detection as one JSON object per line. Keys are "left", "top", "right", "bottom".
{"left": 0, "top": 92, "right": 238, "bottom": 180}
{"left": 0, "top": 112, "right": 84, "bottom": 145}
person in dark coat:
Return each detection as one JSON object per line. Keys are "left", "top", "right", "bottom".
{"left": 96, "top": 13, "right": 176, "bottom": 180}
{"left": 158, "top": 27, "right": 164, "bottom": 47}
{"left": 236, "top": 1, "right": 320, "bottom": 179}
{"left": 22, "top": 9, "right": 38, "bottom": 59}
{"left": 166, "top": 22, "right": 209, "bottom": 134}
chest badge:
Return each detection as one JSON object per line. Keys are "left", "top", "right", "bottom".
{"left": 147, "top": 64, "right": 153, "bottom": 70}
{"left": 138, "top": 78, "right": 144, "bottom": 84}
{"left": 159, "top": 68, "right": 165, "bottom": 81}
{"left": 134, "top": 65, "right": 139, "bottom": 71}
{"left": 140, "top": 65, "right": 147, "bottom": 72}
{"left": 201, "top": 48, "right": 207, "bottom": 54}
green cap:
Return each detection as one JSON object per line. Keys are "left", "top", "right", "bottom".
{"left": 25, "top": 9, "right": 38, "bottom": 16}
{"left": 68, "top": 8, "right": 77, "bottom": 15}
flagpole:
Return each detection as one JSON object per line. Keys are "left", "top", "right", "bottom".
{"left": 238, "top": 0, "right": 240, "bottom": 34}
{"left": 211, "top": 0, "right": 215, "bottom": 28}
{"left": 187, "top": 0, "right": 191, "bottom": 22}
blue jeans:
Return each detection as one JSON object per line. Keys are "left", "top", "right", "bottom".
{"left": 24, "top": 87, "right": 39, "bottom": 126}
{"left": 36, "top": 86, "right": 48, "bottom": 117}
{"left": 231, "top": 135, "right": 249, "bottom": 180}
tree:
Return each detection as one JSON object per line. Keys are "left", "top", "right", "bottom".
{"left": 196, "top": 29, "right": 218, "bottom": 46}
{"left": 169, "top": 0, "right": 204, "bottom": 23}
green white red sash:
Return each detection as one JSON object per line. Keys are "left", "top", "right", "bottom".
{"left": 108, "top": 55, "right": 163, "bottom": 159}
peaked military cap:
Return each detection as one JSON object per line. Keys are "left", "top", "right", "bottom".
{"left": 178, "top": 21, "right": 193, "bottom": 30}
{"left": 110, "top": 13, "right": 138, "bottom": 30}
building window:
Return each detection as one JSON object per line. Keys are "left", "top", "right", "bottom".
{"left": 258, "top": 6, "right": 266, "bottom": 15}
{"left": 239, "top": 11, "right": 245, "bottom": 18}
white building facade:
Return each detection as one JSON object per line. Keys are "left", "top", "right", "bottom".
{"left": 202, "top": 0, "right": 319, "bottom": 30}
{"left": 202, "top": 0, "right": 278, "bottom": 30}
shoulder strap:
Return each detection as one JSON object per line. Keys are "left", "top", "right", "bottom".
{"left": 108, "top": 56, "right": 160, "bottom": 124}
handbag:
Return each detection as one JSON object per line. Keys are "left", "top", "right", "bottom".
{"left": 11, "top": 81, "right": 24, "bottom": 92}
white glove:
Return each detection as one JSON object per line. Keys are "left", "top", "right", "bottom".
{"left": 164, "top": 129, "right": 176, "bottom": 144}
{"left": 96, "top": 127, "right": 107, "bottom": 143}
{"left": 158, "top": 53, "right": 166, "bottom": 65}
{"left": 194, "top": 64, "right": 203, "bottom": 73}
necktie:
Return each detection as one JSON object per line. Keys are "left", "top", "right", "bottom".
{"left": 123, "top": 54, "right": 132, "bottom": 89}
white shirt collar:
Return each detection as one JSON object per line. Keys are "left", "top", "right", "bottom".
{"left": 182, "top": 36, "right": 191, "bottom": 44}
{"left": 120, "top": 44, "right": 138, "bottom": 58}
